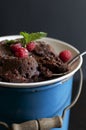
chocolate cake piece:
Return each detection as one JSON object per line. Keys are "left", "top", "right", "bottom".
{"left": 33, "top": 41, "right": 69, "bottom": 79}
{"left": 0, "top": 56, "right": 39, "bottom": 83}
{"left": 0, "top": 41, "right": 39, "bottom": 82}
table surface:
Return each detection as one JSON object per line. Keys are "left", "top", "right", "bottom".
{"left": 69, "top": 80, "right": 86, "bottom": 130}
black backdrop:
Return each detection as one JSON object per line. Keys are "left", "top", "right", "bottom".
{"left": 0, "top": 1, "right": 86, "bottom": 129}
{"left": 0, "top": 0, "right": 86, "bottom": 75}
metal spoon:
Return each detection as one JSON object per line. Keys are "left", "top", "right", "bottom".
{"left": 52, "top": 51, "right": 86, "bottom": 76}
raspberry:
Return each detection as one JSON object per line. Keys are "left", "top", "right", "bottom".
{"left": 59, "top": 50, "right": 72, "bottom": 63}
{"left": 26, "top": 42, "right": 36, "bottom": 52}
{"left": 15, "top": 47, "right": 29, "bottom": 58}
{"left": 10, "top": 43, "right": 22, "bottom": 52}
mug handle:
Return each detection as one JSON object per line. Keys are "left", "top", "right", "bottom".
{"left": 0, "top": 68, "right": 83, "bottom": 130}
{"left": 62, "top": 68, "right": 83, "bottom": 119}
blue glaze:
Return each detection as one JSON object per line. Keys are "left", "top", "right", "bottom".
{"left": 0, "top": 77, "right": 73, "bottom": 130}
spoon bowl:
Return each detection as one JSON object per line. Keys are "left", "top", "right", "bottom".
{"left": 52, "top": 51, "right": 86, "bottom": 77}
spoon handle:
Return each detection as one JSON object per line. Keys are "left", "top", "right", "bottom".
{"left": 68, "top": 51, "right": 86, "bottom": 66}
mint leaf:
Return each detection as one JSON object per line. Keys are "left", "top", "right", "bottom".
{"left": 20, "top": 32, "right": 47, "bottom": 46}
{"left": 5, "top": 32, "right": 47, "bottom": 47}
{"left": 20, "top": 32, "right": 30, "bottom": 44}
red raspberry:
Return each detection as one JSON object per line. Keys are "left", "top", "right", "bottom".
{"left": 26, "top": 42, "right": 36, "bottom": 52}
{"left": 15, "top": 47, "right": 29, "bottom": 58}
{"left": 10, "top": 43, "right": 22, "bottom": 52}
{"left": 59, "top": 50, "right": 72, "bottom": 63}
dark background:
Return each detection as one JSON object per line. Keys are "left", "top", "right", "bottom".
{"left": 0, "top": 0, "right": 86, "bottom": 78}
{"left": 0, "top": 0, "right": 86, "bottom": 129}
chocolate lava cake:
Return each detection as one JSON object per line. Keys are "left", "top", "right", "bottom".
{"left": 0, "top": 38, "right": 70, "bottom": 83}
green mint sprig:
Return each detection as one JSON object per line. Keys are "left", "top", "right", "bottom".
{"left": 5, "top": 32, "right": 47, "bottom": 47}
{"left": 20, "top": 32, "right": 47, "bottom": 47}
